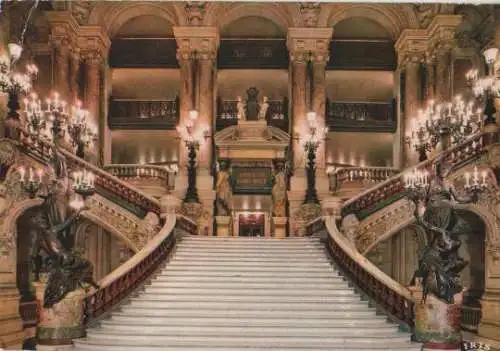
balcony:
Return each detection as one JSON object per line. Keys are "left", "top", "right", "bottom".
{"left": 108, "top": 98, "right": 179, "bottom": 130}
{"left": 216, "top": 97, "right": 289, "bottom": 132}
{"left": 325, "top": 99, "right": 397, "bottom": 133}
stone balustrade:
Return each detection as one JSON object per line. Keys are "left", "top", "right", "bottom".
{"left": 328, "top": 166, "right": 400, "bottom": 194}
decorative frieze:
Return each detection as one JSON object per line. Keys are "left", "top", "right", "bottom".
{"left": 185, "top": 2, "right": 206, "bottom": 26}
{"left": 287, "top": 27, "right": 333, "bottom": 63}
{"left": 174, "top": 26, "right": 219, "bottom": 62}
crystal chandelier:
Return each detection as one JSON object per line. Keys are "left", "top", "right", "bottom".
{"left": 0, "top": 47, "right": 38, "bottom": 95}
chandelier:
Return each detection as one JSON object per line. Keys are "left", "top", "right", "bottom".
{"left": 0, "top": 44, "right": 38, "bottom": 95}
{"left": 405, "top": 96, "right": 482, "bottom": 161}
{"left": 466, "top": 47, "right": 499, "bottom": 125}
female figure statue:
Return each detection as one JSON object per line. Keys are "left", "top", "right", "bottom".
{"left": 258, "top": 96, "right": 269, "bottom": 121}
{"left": 215, "top": 160, "right": 233, "bottom": 216}
{"left": 236, "top": 96, "right": 246, "bottom": 121}
{"left": 272, "top": 160, "right": 287, "bottom": 217}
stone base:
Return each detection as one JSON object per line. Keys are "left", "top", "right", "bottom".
{"left": 409, "top": 285, "right": 464, "bottom": 349}
{"left": 215, "top": 216, "right": 231, "bottom": 237}
{"left": 291, "top": 202, "right": 322, "bottom": 237}
{"left": 34, "top": 281, "right": 86, "bottom": 346}
{"left": 273, "top": 217, "right": 287, "bottom": 239}
{"left": 0, "top": 284, "right": 25, "bottom": 350}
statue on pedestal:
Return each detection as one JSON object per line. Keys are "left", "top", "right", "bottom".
{"left": 236, "top": 96, "right": 246, "bottom": 121}
{"left": 272, "top": 159, "right": 287, "bottom": 217}
{"left": 258, "top": 96, "right": 269, "bottom": 121}
{"left": 215, "top": 160, "right": 232, "bottom": 216}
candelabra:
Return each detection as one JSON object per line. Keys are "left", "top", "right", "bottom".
{"left": 405, "top": 96, "right": 482, "bottom": 161}
{"left": 176, "top": 109, "right": 210, "bottom": 203}
{"left": 18, "top": 166, "right": 43, "bottom": 198}
{"left": 67, "top": 100, "right": 97, "bottom": 158}
{"left": 463, "top": 165, "right": 488, "bottom": 201}
{"left": 299, "top": 111, "right": 328, "bottom": 204}
{"left": 70, "top": 169, "right": 96, "bottom": 210}
{"left": 466, "top": 47, "right": 499, "bottom": 125}
{"left": 0, "top": 43, "right": 38, "bottom": 140}
{"left": 403, "top": 167, "right": 430, "bottom": 203}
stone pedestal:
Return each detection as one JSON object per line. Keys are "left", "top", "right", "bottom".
{"left": 273, "top": 217, "right": 287, "bottom": 239}
{"left": 215, "top": 216, "right": 231, "bottom": 237}
{"left": 321, "top": 196, "right": 343, "bottom": 219}
{"left": 409, "top": 285, "right": 464, "bottom": 350}
{"left": 34, "top": 280, "right": 86, "bottom": 346}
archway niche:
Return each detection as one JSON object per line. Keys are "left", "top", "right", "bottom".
{"left": 326, "top": 16, "right": 397, "bottom": 168}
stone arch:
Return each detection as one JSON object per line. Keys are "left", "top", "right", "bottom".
{"left": 327, "top": 4, "right": 415, "bottom": 40}
{"left": 87, "top": 3, "right": 179, "bottom": 38}
{"left": 207, "top": 3, "right": 293, "bottom": 32}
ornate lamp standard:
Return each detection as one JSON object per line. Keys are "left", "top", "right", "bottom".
{"left": 67, "top": 100, "right": 97, "bottom": 158}
{"left": 0, "top": 43, "right": 38, "bottom": 140}
{"left": 466, "top": 47, "right": 499, "bottom": 125}
{"left": 177, "top": 109, "right": 210, "bottom": 203}
{"left": 405, "top": 96, "right": 482, "bottom": 161}
{"left": 301, "top": 111, "right": 328, "bottom": 204}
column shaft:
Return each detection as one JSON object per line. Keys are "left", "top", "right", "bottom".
{"left": 312, "top": 60, "right": 327, "bottom": 169}
{"left": 69, "top": 51, "right": 80, "bottom": 104}
{"left": 83, "top": 55, "right": 102, "bottom": 163}
{"left": 54, "top": 42, "right": 70, "bottom": 100}
{"left": 404, "top": 61, "right": 420, "bottom": 166}
{"left": 435, "top": 50, "right": 452, "bottom": 102}
{"left": 178, "top": 57, "right": 194, "bottom": 169}
{"left": 198, "top": 57, "right": 214, "bottom": 170}
{"left": 291, "top": 60, "right": 307, "bottom": 169}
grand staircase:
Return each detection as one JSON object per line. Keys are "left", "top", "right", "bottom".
{"left": 74, "top": 235, "right": 421, "bottom": 350}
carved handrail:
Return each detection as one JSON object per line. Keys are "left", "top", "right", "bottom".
{"left": 103, "top": 163, "right": 178, "bottom": 191}
{"left": 308, "top": 216, "right": 414, "bottom": 327}
{"left": 18, "top": 129, "right": 162, "bottom": 216}
{"left": 84, "top": 214, "right": 196, "bottom": 323}
{"left": 341, "top": 132, "right": 491, "bottom": 220}
{"left": 328, "top": 166, "right": 400, "bottom": 193}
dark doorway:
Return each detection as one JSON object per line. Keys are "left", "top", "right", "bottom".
{"left": 239, "top": 213, "right": 265, "bottom": 237}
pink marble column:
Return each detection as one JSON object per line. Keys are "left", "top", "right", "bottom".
{"left": 291, "top": 54, "right": 308, "bottom": 169}
{"left": 312, "top": 55, "right": 327, "bottom": 169}
{"left": 83, "top": 52, "right": 102, "bottom": 163}
{"left": 177, "top": 53, "right": 194, "bottom": 169}
{"left": 404, "top": 60, "right": 421, "bottom": 166}
{"left": 197, "top": 54, "right": 215, "bottom": 170}
{"left": 53, "top": 39, "right": 70, "bottom": 100}
{"left": 69, "top": 50, "right": 80, "bottom": 104}
{"left": 435, "top": 49, "right": 452, "bottom": 102}
{"left": 425, "top": 57, "right": 436, "bottom": 102}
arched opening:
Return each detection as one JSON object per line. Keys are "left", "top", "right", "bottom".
{"left": 108, "top": 14, "right": 179, "bottom": 165}
{"left": 326, "top": 16, "right": 397, "bottom": 169}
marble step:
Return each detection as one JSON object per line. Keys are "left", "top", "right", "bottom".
{"left": 161, "top": 265, "right": 337, "bottom": 273}
{"left": 80, "top": 333, "right": 412, "bottom": 349}
{"left": 121, "top": 300, "right": 371, "bottom": 311}
{"left": 131, "top": 294, "right": 363, "bottom": 304}
{"left": 142, "top": 286, "right": 353, "bottom": 295}
{"left": 113, "top": 308, "right": 379, "bottom": 319}
{"left": 104, "top": 316, "right": 390, "bottom": 328}
{"left": 154, "top": 270, "right": 340, "bottom": 278}
{"left": 94, "top": 324, "right": 400, "bottom": 337}
{"left": 170, "top": 254, "right": 329, "bottom": 262}
{"left": 152, "top": 276, "right": 345, "bottom": 285}
{"left": 165, "top": 260, "right": 333, "bottom": 267}
{"left": 74, "top": 342, "right": 422, "bottom": 351}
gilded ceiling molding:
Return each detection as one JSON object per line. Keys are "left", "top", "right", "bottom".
{"left": 87, "top": 2, "right": 180, "bottom": 38}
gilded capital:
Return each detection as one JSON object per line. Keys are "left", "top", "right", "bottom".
{"left": 174, "top": 26, "right": 219, "bottom": 62}
{"left": 395, "top": 29, "right": 428, "bottom": 68}
{"left": 287, "top": 27, "right": 333, "bottom": 64}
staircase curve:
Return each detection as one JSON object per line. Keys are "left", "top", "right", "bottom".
{"left": 0, "top": 129, "right": 197, "bottom": 348}
{"left": 307, "top": 129, "right": 500, "bottom": 335}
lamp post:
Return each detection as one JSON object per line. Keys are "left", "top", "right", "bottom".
{"left": 0, "top": 43, "right": 38, "bottom": 140}
{"left": 67, "top": 100, "right": 97, "bottom": 158}
{"left": 405, "top": 96, "right": 482, "bottom": 161}
{"left": 466, "top": 47, "right": 499, "bottom": 125}
{"left": 301, "top": 111, "right": 328, "bottom": 204}
{"left": 177, "top": 109, "right": 209, "bottom": 203}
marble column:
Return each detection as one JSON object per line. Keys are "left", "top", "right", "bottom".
{"left": 69, "top": 49, "right": 80, "bottom": 104}
{"left": 435, "top": 48, "right": 453, "bottom": 102}
{"left": 403, "top": 59, "right": 421, "bottom": 166}
{"left": 177, "top": 53, "right": 194, "bottom": 171}
{"left": 83, "top": 52, "right": 102, "bottom": 163}
{"left": 290, "top": 54, "right": 308, "bottom": 170}
{"left": 197, "top": 53, "right": 215, "bottom": 170}
{"left": 53, "top": 39, "right": 70, "bottom": 101}
{"left": 425, "top": 56, "right": 436, "bottom": 102}
{"left": 311, "top": 54, "right": 327, "bottom": 169}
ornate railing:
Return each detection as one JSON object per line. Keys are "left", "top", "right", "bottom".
{"left": 461, "top": 305, "right": 481, "bottom": 332}
{"left": 216, "top": 97, "right": 289, "bottom": 131}
{"left": 307, "top": 216, "right": 414, "bottom": 328}
{"left": 325, "top": 99, "right": 397, "bottom": 133}
{"left": 103, "top": 164, "right": 178, "bottom": 192}
{"left": 328, "top": 166, "right": 400, "bottom": 194}
{"left": 84, "top": 214, "right": 196, "bottom": 323}
{"left": 19, "top": 130, "right": 162, "bottom": 217}
{"left": 341, "top": 132, "right": 491, "bottom": 220}
{"left": 19, "top": 300, "right": 38, "bottom": 329}
{"left": 108, "top": 98, "right": 179, "bottom": 130}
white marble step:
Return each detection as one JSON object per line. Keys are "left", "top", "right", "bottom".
{"left": 170, "top": 254, "right": 329, "bottom": 261}
{"left": 154, "top": 270, "right": 340, "bottom": 278}
{"left": 94, "top": 324, "right": 399, "bottom": 337}
{"left": 113, "top": 308, "right": 379, "bottom": 319}
{"left": 104, "top": 316, "right": 390, "bottom": 328}
{"left": 165, "top": 261, "right": 333, "bottom": 268}
{"left": 162, "top": 265, "right": 337, "bottom": 273}
{"left": 131, "top": 294, "right": 363, "bottom": 304}
{"left": 143, "top": 286, "right": 353, "bottom": 295}
{"left": 151, "top": 277, "right": 346, "bottom": 286}
{"left": 121, "top": 300, "right": 372, "bottom": 311}
{"left": 74, "top": 342, "right": 422, "bottom": 351}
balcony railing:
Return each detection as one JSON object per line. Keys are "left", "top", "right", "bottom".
{"left": 103, "top": 164, "right": 178, "bottom": 193}
{"left": 216, "top": 97, "right": 289, "bottom": 132}
{"left": 326, "top": 99, "right": 397, "bottom": 133}
{"left": 108, "top": 98, "right": 179, "bottom": 130}
{"left": 328, "top": 166, "right": 400, "bottom": 194}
